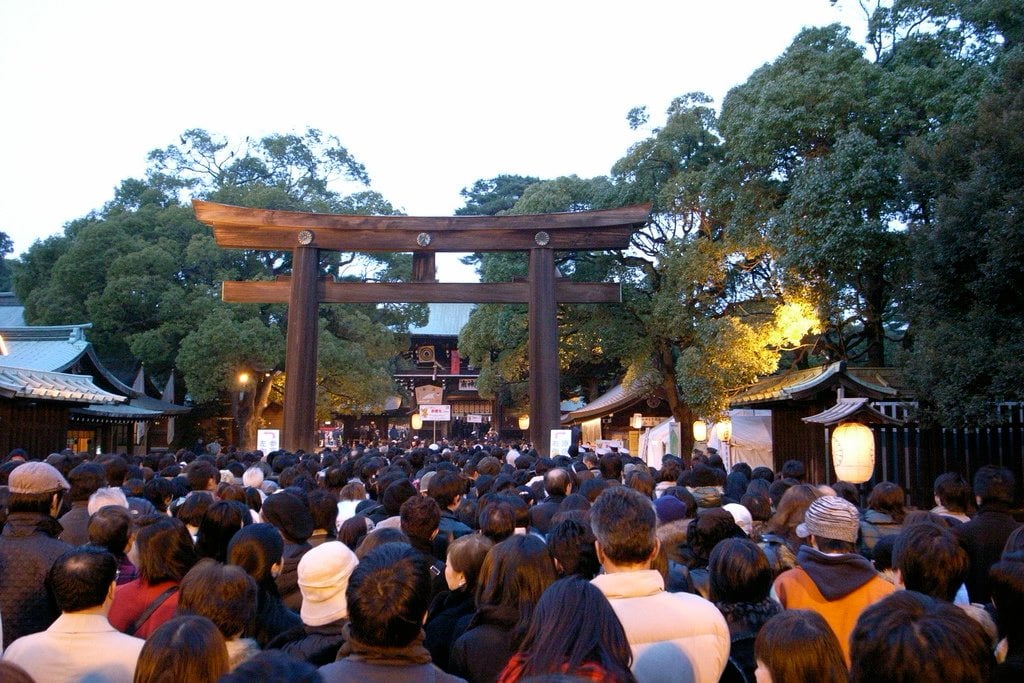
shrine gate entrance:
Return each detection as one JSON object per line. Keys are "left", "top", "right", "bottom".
{"left": 194, "top": 199, "right": 648, "bottom": 455}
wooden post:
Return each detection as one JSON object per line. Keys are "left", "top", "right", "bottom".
{"left": 282, "top": 246, "right": 320, "bottom": 452}
{"left": 529, "top": 247, "right": 559, "bottom": 456}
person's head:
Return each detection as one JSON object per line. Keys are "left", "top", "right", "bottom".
{"left": 687, "top": 508, "right": 748, "bottom": 565}
{"left": 625, "top": 470, "right": 655, "bottom": 499}
{"left": 766, "top": 483, "right": 821, "bottom": 536}
{"left": 547, "top": 517, "right": 600, "bottom": 579}
{"left": 184, "top": 460, "right": 219, "bottom": 493}
{"left": 134, "top": 615, "right": 229, "bottom": 683}
{"left": 580, "top": 477, "right": 609, "bottom": 502}
{"left": 740, "top": 493, "right": 771, "bottom": 522}
{"left": 307, "top": 488, "right": 339, "bottom": 536}
{"left": 242, "top": 466, "right": 265, "bottom": 490}
{"left": 830, "top": 480, "right": 860, "bottom": 507}
{"left": 444, "top": 532, "right": 494, "bottom": 592}
{"left": 755, "top": 610, "right": 847, "bottom": 683}
{"left": 355, "top": 528, "right": 410, "bottom": 559}
{"left": 709, "top": 538, "right": 774, "bottom": 605}
{"left": 795, "top": 495, "right": 859, "bottom": 554}
{"left": 511, "top": 577, "right": 633, "bottom": 680}
{"left": 174, "top": 491, "right": 213, "bottom": 529}
{"left": 866, "top": 481, "right": 906, "bottom": 523}
{"left": 67, "top": 462, "right": 107, "bottom": 503}
{"left": 48, "top": 546, "right": 117, "bottom": 613}
{"left": 142, "top": 476, "right": 174, "bottom": 513}
{"left": 338, "top": 514, "right": 372, "bottom": 551}
{"left": 599, "top": 454, "right": 623, "bottom": 482}
{"left": 297, "top": 541, "right": 359, "bottom": 626}
{"left": 88, "top": 504, "right": 133, "bottom": 555}
{"left": 974, "top": 464, "right": 1015, "bottom": 507}
{"left": 346, "top": 543, "right": 431, "bottom": 648}
{"left": 259, "top": 491, "right": 314, "bottom": 544}
{"left": 933, "top": 472, "right": 972, "bottom": 513}
{"left": 780, "top": 459, "right": 806, "bottom": 482}
{"left": 544, "top": 468, "right": 572, "bottom": 497}
{"left": 427, "top": 469, "right": 465, "bottom": 510}
{"left": 134, "top": 516, "right": 199, "bottom": 584}
{"left": 478, "top": 499, "right": 516, "bottom": 543}
{"left": 195, "top": 500, "right": 247, "bottom": 563}
{"left": 399, "top": 494, "right": 440, "bottom": 542}
{"left": 590, "top": 487, "right": 658, "bottom": 569}
{"left": 88, "top": 486, "right": 129, "bottom": 515}
{"left": 850, "top": 591, "right": 994, "bottom": 683}
{"left": 178, "top": 558, "right": 257, "bottom": 639}
{"left": 892, "top": 523, "right": 968, "bottom": 601}
{"left": 227, "top": 522, "right": 284, "bottom": 593}
{"left": 7, "top": 461, "right": 70, "bottom": 517}
{"left": 475, "top": 534, "right": 557, "bottom": 644}
{"left": 990, "top": 560, "right": 1024, "bottom": 647}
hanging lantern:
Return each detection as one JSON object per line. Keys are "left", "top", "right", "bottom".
{"left": 630, "top": 413, "right": 643, "bottom": 429}
{"left": 692, "top": 420, "right": 708, "bottom": 442}
{"left": 715, "top": 418, "right": 732, "bottom": 443}
{"left": 411, "top": 413, "right": 424, "bottom": 430}
{"left": 518, "top": 414, "right": 530, "bottom": 430}
{"left": 831, "top": 422, "right": 875, "bottom": 484}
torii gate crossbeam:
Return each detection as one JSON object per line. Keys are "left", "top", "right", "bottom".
{"left": 194, "top": 199, "right": 649, "bottom": 454}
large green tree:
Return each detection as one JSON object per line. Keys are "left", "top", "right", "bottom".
{"left": 14, "top": 128, "right": 414, "bottom": 449}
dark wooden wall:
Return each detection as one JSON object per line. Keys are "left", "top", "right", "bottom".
{"left": 0, "top": 400, "right": 70, "bottom": 457}
{"left": 770, "top": 402, "right": 1024, "bottom": 509}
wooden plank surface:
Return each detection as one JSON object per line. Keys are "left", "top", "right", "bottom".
{"left": 221, "top": 280, "right": 621, "bottom": 304}
{"left": 194, "top": 199, "right": 649, "bottom": 252}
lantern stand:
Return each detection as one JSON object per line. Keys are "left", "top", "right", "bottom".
{"left": 801, "top": 397, "right": 903, "bottom": 501}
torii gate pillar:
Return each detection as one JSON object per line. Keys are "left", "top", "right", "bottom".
{"left": 282, "top": 245, "right": 320, "bottom": 452}
{"left": 529, "top": 248, "right": 560, "bottom": 450}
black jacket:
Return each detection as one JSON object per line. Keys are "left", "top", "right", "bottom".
{"left": 424, "top": 588, "right": 474, "bottom": 672}
{"left": 0, "top": 512, "right": 71, "bottom": 648}
{"left": 956, "top": 505, "right": 1021, "bottom": 603}
{"left": 269, "top": 618, "right": 348, "bottom": 666}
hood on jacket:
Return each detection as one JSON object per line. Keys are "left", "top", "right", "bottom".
{"left": 796, "top": 545, "right": 880, "bottom": 600}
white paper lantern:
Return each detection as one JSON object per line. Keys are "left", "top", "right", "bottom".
{"left": 692, "top": 420, "right": 708, "bottom": 442}
{"left": 716, "top": 418, "right": 733, "bottom": 443}
{"left": 518, "top": 415, "right": 530, "bottom": 430}
{"left": 831, "top": 422, "right": 875, "bottom": 483}
{"left": 411, "top": 413, "right": 424, "bottom": 430}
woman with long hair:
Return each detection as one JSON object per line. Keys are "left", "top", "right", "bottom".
{"left": 450, "top": 534, "right": 557, "bottom": 683}
{"left": 133, "top": 615, "right": 229, "bottom": 683}
{"left": 761, "top": 484, "right": 821, "bottom": 575}
{"left": 498, "top": 577, "right": 635, "bottom": 682}
{"left": 425, "top": 533, "right": 494, "bottom": 671}
{"left": 109, "top": 515, "right": 198, "bottom": 638}
{"left": 194, "top": 500, "right": 249, "bottom": 563}
{"left": 754, "top": 610, "right": 847, "bottom": 683}
{"left": 227, "top": 522, "right": 301, "bottom": 647}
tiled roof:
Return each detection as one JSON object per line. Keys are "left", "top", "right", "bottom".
{"left": 801, "top": 397, "right": 903, "bottom": 426}
{"left": 0, "top": 293, "right": 25, "bottom": 326}
{"left": 562, "top": 380, "right": 649, "bottom": 424}
{"left": 0, "top": 325, "right": 91, "bottom": 372}
{"left": 409, "top": 304, "right": 476, "bottom": 337}
{"left": 0, "top": 367, "right": 126, "bottom": 404}
{"left": 730, "top": 362, "right": 901, "bottom": 407}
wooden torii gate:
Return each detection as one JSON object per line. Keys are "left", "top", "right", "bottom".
{"left": 194, "top": 199, "right": 649, "bottom": 454}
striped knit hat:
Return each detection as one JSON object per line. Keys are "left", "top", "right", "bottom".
{"left": 796, "top": 495, "right": 860, "bottom": 544}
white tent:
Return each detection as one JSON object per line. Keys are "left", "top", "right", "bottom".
{"left": 707, "top": 409, "right": 773, "bottom": 471}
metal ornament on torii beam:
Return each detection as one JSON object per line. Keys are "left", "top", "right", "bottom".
{"left": 194, "top": 199, "right": 649, "bottom": 454}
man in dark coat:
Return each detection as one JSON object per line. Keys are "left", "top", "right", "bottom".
{"left": 956, "top": 465, "right": 1022, "bottom": 604}
{"left": 0, "top": 461, "right": 72, "bottom": 648}
{"left": 58, "top": 462, "right": 107, "bottom": 546}
{"left": 529, "top": 468, "right": 572, "bottom": 535}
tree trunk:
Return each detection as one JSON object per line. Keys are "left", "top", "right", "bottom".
{"left": 656, "top": 343, "right": 697, "bottom": 459}
{"left": 862, "top": 256, "right": 886, "bottom": 367}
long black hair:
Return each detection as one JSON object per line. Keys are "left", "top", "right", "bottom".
{"left": 510, "top": 576, "right": 635, "bottom": 682}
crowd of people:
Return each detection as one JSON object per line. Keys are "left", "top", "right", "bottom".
{"left": 0, "top": 437, "right": 1021, "bottom": 682}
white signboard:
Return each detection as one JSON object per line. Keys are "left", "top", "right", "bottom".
{"left": 257, "top": 429, "right": 280, "bottom": 454}
{"left": 418, "top": 404, "right": 451, "bottom": 421}
{"left": 550, "top": 429, "right": 573, "bottom": 456}
{"left": 466, "top": 414, "right": 483, "bottom": 423}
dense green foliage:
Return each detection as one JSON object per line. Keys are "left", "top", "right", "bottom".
{"left": 12, "top": 129, "right": 412, "bottom": 448}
